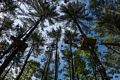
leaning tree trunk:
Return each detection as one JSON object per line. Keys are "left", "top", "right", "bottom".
{"left": 0, "top": 17, "right": 42, "bottom": 76}
{"left": 1, "top": 61, "right": 14, "bottom": 80}
{"left": 16, "top": 47, "right": 33, "bottom": 80}
{"left": 101, "top": 42, "right": 120, "bottom": 47}
{"left": 55, "top": 40, "right": 59, "bottom": 80}
{"left": 0, "top": 48, "right": 18, "bottom": 75}
{"left": 74, "top": 18, "right": 109, "bottom": 80}
{"left": 0, "top": 45, "right": 13, "bottom": 59}
{"left": 0, "top": 27, "right": 30, "bottom": 59}
{"left": 89, "top": 46, "right": 108, "bottom": 80}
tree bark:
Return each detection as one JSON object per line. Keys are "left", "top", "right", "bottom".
{"left": 89, "top": 46, "right": 109, "bottom": 80}
{"left": 74, "top": 18, "right": 109, "bottom": 80}
{"left": 16, "top": 47, "right": 32, "bottom": 80}
{"left": 44, "top": 51, "right": 52, "bottom": 80}
{"left": 0, "top": 48, "right": 18, "bottom": 75}
{"left": 76, "top": 74, "right": 79, "bottom": 80}
{"left": 1, "top": 61, "right": 14, "bottom": 80}
{"left": 70, "top": 43, "right": 74, "bottom": 80}
{"left": 101, "top": 42, "right": 120, "bottom": 47}
{"left": 0, "top": 17, "right": 42, "bottom": 76}
{"left": 55, "top": 40, "right": 58, "bottom": 80}
{"left": 69, "top": 61, "right": 72, "bottom": 80}
{"left": 74, "top": 18, "right": 86, "bottom": 38}
{"left": 0, "top": 28, "right": 29, "bottom": 59}
{"left": 22, "top": 17, "right": 42, "bottom": 42}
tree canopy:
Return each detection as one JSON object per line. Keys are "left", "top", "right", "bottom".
{"left": 0, "top": 0, "right": 120, "bottom": 80}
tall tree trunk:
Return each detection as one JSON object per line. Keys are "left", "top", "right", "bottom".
{"left": 76, "top": 74, "right": 79, "bottom": 80}
{"left": 0, "top": 48, "right": 18, "bottom": 75}
{"left": 1, "top": 61, "right": 14, "bottom": 80}
{"left": 69, "top": 60, "right": 72, "bottom": 80}
{"left": 70, "top": 43, "right": 74, "bottom": 80}
{"left": 0, "top": 17, "right": 42, "bottom": 76}
{"left": 55, "top": 40, "right": 58, "bottom": 80}
{"left": 41, "top": 62, "right": 47, "bottom": 80}
{"left": 0, "top": 27, "right": 30, "bottom": 59}
{"left": 41, "top": 56, "right": 50, "bottom": 80}
{"left": 44, "top": 52, "right": 52, "bottom": 80}
{"left": 74, "top": 18, "right": 86, "bottom": 38}
{"left": 16, "top": 47, "right": 33, "bottom": 80}
{"left": 74, "top": 19, "right": 109, "bottom": 80}
{"left": 89, "top": 46, "right": 109, "bottom": 80}
{"left": 22, "top": 17, "right": 42, "bottom": 42}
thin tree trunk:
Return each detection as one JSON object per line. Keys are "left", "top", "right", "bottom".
{"left": 1, "top": 61, "right": 14, "bottom": 80}
{"left": 106, "top": 45, "right": 120, "bottom": 54}
{"left": 0, "top": 48, "right": 18, "bottom": 75}
{"left": 74, "top": 18, "right": 86, "bottom": 38}
{"left": 41, "top": 58, "right": 49, "bottom": 80}
{"left": 22, "top": 17, "right": 42, "bottom": 42}
{"left": 76, "top": 74, "right": 79, "bottom": 80}
{"left": 44, "top": 52, "right": 52, "bottom": 80}
{"left": 69, "top": 61, "right": 72, "bottom": 80}
{"left": 101, "top": 42, "right": 120, "bottom": 47}
{"left": 0, "top": 17, "right": 42, "bottom": 76}
{"left": 41, "top": 50, "right": 52, "bottom": 80}
{"left": 16, "top": 47, "right": 33, "bottom": 80}
{"left": 0, "top": 27, "right": 30, "bottom": 59}
{"left": 0, "top": 45, "right": 13, "bottom": 59}
{"left": 41, "top": 63, "right": 47, "bottom": 80}
{"left": 55, "top": 40, "right": 58, "bottom": 80}
{"left": 70, "top": 43, "right": 74, "bottom": 80}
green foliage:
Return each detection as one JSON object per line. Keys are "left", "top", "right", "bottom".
{"left": 47, "top": 27, "right": 62, "bottom": 41}
{"left": 96, "top": 13, "right": 120, "bottom": 35}
{"left": 59, "top": 2, "right": 93, "bottom": 30}
{"left": 19, "top": 60, "right": 40, "bottom": 80}
{"left": 1, "top": 0, "right": 120, "bottom": 80}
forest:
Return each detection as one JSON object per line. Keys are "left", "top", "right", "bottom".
{"left": 0, "top": 0, "right": 120, "bottom": 80}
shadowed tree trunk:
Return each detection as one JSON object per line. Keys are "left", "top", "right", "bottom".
{"left": 70, "top": 42, "right": 74, "bottom": 80}
{"left": 74, "top": 17, "right": 109, "bottom": 80}
{"left": 69, "top": 61, "right": 72, "bottom": 80}
{"left": 55, "top": 40, "right": 58, "bottom": 80}
{"left": 76, "top": 74, "right": 79, "bottom": 80}
{"left": 44, "top": 51, "right": 52, "bottom": 80}
{"left": 41, "top": 62, "right": 48, "bottom": 80}
{"left": 0, "top": 48, "right": 18, "bottom": 75}
{"left": 0, "top": 26, "right": 30, "bottom": 59}
{"left": 16, "top": 47, "right": 33, "bottom": 80}
{"left": 0, "top": 45, "right": 13, "bottom": 59}
{"left": 89, "top": 46, "right": 108, "bottom": 80}
{"left": 1, "top": 61, "right": 14, "bottom": 80}
{"left": 102, "top": 42, "right": 120, "bottom": 47}
{"left": 0, "top": 34, "right": 24, "bottom": 59}
{"left": 0, "top": 17, "right": 42, "bottom": 76}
